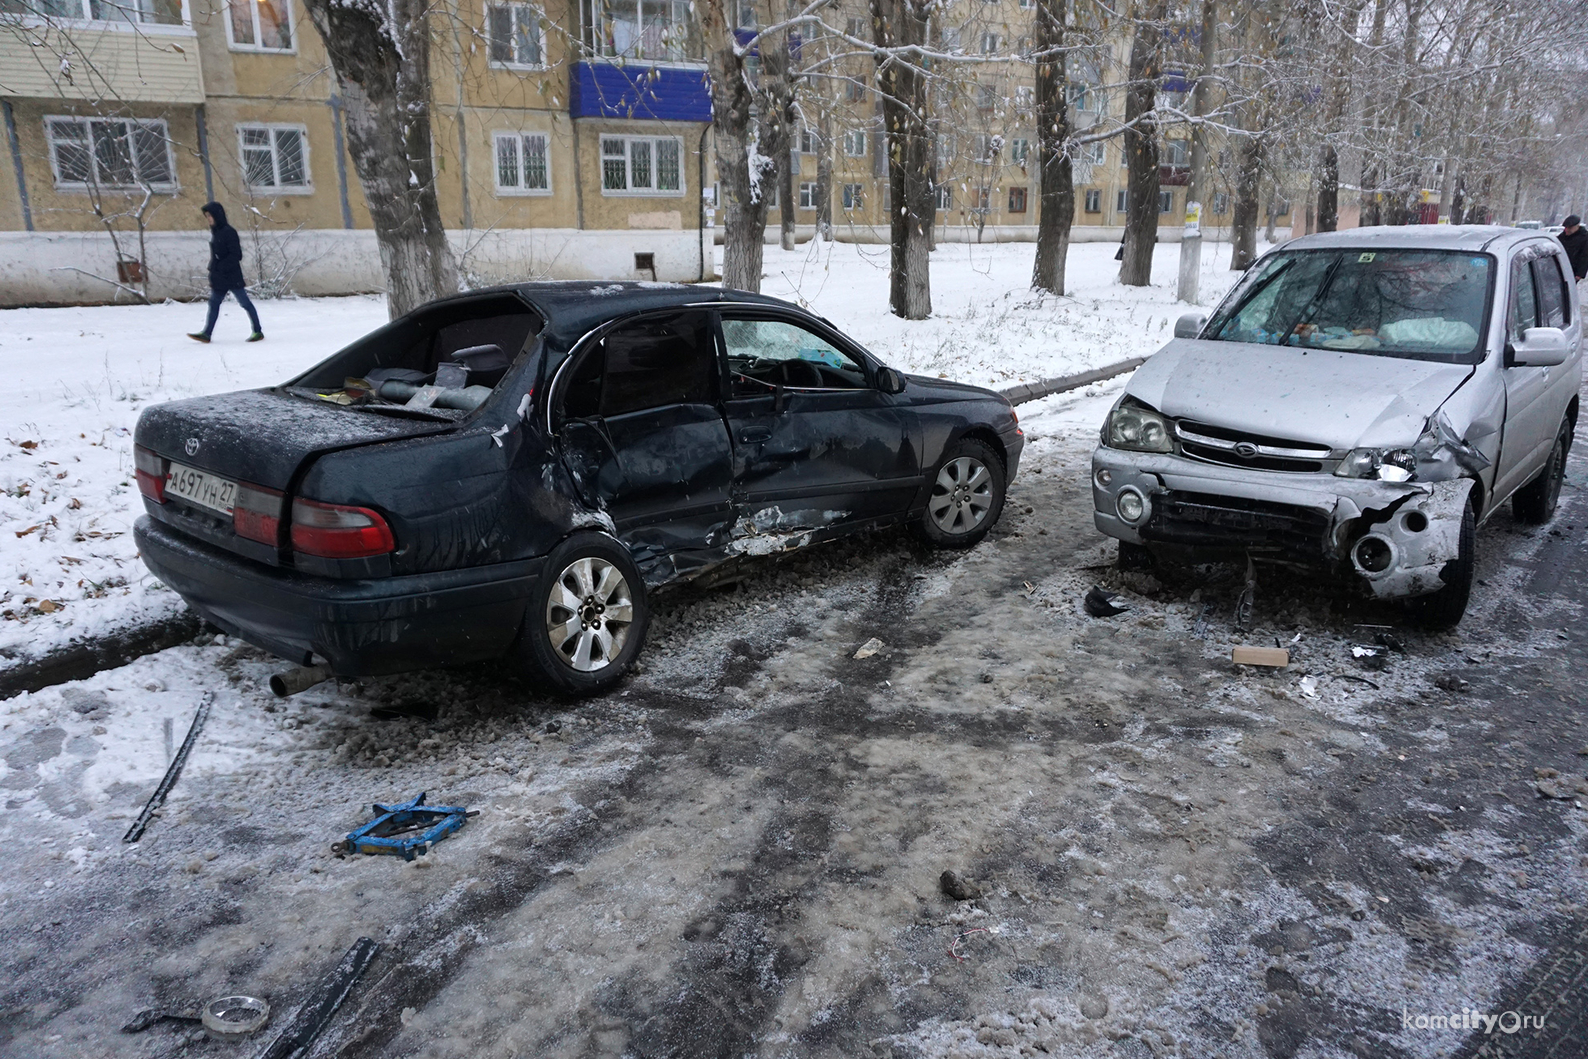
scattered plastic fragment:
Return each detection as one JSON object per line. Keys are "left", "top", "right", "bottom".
{"left": 1083, "top": 587, "right": 1129, "bottom": 617}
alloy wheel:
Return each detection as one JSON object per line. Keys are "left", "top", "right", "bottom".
{"left": 929, "top": 456, "right": 994, "bottom": 535}
{"left": 545, "top": 556, "right": 634, "bottom": 671}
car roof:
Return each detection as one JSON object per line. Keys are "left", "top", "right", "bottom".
{"left": 1280, "top": 224, "right": 1559, "bottom": 255}
{"left": 434, "top": 281, "right": 802, "bottom": 346}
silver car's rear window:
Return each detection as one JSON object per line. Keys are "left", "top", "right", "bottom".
{"left": 1205, "top": 249, "right": 1496, "bottom": 364}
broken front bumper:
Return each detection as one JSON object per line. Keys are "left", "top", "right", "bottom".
{"left": 1089, "top": 447, "right": 1473, "bottom": 600}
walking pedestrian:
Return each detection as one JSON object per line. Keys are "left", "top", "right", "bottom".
{"left": 1557, "top": 214, "right": 1588, "bottom": 283}
{"left": 187, "top": 201, "right": 263, "bottom": 343}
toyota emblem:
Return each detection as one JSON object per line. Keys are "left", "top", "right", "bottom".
{"left": 1233, "top": 441, "right": 1259, "bottom": 459}
{"left": 185, "top": 437, "right": 200, "bottom": 456}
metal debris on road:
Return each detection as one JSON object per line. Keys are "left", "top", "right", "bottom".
{"left": 1083, "top": 587, "right": 1129, "bottom": 617}
{"left": 123, "top": 690, "right": 214, "bottom": 844}
{"left": 333, "top": 792, "right": 476, "bottom": 860}
{"left": 202, "top": 995, "right": 270, "bottom": 1040}
{"left": 255, "top": 937, "right": 379, "bottom": 1059}
{"left": 853, "top": 638, "right": 885, "bottom": 659}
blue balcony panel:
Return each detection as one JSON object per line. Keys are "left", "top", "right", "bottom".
{"left": 569, "top": 61, "right": 712, "bottom": 123}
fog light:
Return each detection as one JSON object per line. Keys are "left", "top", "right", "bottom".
{"left": 1095, "top": 468, "right": 1113, "bottom": 487}
{"left": 1353, "top": 534, "right": 1395, "bottom": 575}
{"left": 1116, "top": 487, "right": 1146, "bottom": 524}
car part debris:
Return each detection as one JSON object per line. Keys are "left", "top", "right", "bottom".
{"left": 940, "top": 869, "right": 983, "bottom": 901}
{"left": 122, "top": 1007, "right": 200, "bottom": 1033}
{"left": 123, "top": 691, "right": 214, "bottom": 843}
{"left": 853, "top": 637, "right": 884, "bottom": 659}
{"left": 1232, "top": 646, "right": 1289, "bottom": 668}
{"left": 202, "top": 995, "right": 270, "bottom": 1040}
{"left": 1235, "top": 558, "right": 1257, "bottom": 630}
{"left": 1334, "top": 673, "right": 1380, "bottom": 690}
{"left": 1083, "top": 587, "right": 1129, "bottom": 617}
{"left": 1351, "top": 644, "right": 1389, "bottom": 670}
{"left": 333, "top": 792, "right": 476, "bottom": 860}
{"left": 269, "top": 663, "right": 332, "bottom": 698}
{"left": 255, "top": 937, "right": 379, "bottom": 1059}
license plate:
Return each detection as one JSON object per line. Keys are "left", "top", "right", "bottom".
{"left": 166, "top": 461, "right": 237, "bottom": 516}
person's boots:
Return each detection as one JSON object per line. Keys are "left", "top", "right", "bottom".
{"left": 187, "top": 333, "right": 211, "bottom": 343}
{"left": 247, "top": 332, "right": 264, "bottom": 342}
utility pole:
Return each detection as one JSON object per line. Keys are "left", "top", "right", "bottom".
{"left": 1177, "top": 0, "right": 1215, "bottom": 303}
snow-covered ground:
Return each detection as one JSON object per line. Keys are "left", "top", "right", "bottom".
{"left": 0, "top": 238, "right": 1246, "bottom": 669}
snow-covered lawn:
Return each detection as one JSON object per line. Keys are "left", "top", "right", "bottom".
{"left": 0, "top": 238, "right": 1247, "bottom": 668}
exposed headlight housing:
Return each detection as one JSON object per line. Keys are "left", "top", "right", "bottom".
{"left": 1105, "top": 400, "right": 1173, "bottom": 453}
{"left": 1335, "top": 447, "right": 1418, "bottom": 482}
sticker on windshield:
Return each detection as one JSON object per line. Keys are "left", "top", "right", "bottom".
{"left": 1358, "top": 252, "right": 1376, "bottom": 263}
{"left": 1471, "top": 257, "right": 1486, "bottom": 267}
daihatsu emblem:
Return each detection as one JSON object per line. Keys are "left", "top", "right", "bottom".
{"left": 1233, "top": 442, "right": 1259, "bottom": 459}
{"left": 185, "top": 437, "right": 200, "bottom": 456}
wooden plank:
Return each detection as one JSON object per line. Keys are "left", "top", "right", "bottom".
{"left": 1232, "top": 646, "right": 1290, "bottom": 667}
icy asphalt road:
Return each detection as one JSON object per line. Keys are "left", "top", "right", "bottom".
{"left": 1, "top": 401, "right": 1587, "bottom": 1059}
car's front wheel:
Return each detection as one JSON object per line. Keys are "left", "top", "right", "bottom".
{"left": 1512, "top": 419, "right": 1570, "bottom": 525}
{"left": 519, "top": 532, "right": 649, "bottom": 696}
{"left": 913, "top": 438, "right": 1007, "bottom": 548}
{"left": 1404, "top": 496, "right": 1475, "bottom": 630}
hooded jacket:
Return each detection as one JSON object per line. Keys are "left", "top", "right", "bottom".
{"left": 1559, "top": 226, "right": 1588, "bottom": 281}
{"left": 203, "top": 201, "right": 246, "bottom": 292}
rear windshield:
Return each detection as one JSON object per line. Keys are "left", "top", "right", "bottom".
{"left": 1205, "top": 249, "right": 1495, "bottom": 364}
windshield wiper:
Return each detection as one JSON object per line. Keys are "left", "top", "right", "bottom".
{"left": 1275, "top": 253, "right": 1346, "bottom": 349}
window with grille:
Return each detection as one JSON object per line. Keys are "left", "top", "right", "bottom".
{"left": 239, "top": 124, "right": 308, "bottom": 190}
{"left": 600, "top": 136, "right": 683, "bottom": 194}
{"left": 46, "top": 117, "right": 174, "bottom": 189}
{"left": 494, "top": 132, "right": 551, "bottom": 194}
{"left": 226, "top": 0, "right": 291, "bottom": 50}
{"left": 489, "top": 3, "right": 546, "bottom": 66}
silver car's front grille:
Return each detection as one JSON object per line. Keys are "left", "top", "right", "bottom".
{"left": 1174, "top": 421, "right": 1338, "bottom": 474}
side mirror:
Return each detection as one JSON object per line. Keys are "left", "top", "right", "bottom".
{"left": 875, "top": 366, "right": 907, "bottom": 394}
{"left": 1509, "top": 326, "right": 1570, "bottom": 367}
{"left": 1174, "top": 313, "right": 1208, "bottom": 339}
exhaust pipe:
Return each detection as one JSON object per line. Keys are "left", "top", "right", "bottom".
{"left": 269, "top": 663, "right": 332, "bottom": 698}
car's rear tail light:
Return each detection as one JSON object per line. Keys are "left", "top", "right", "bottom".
{"left": 134, "top": 445, "right": 167, "bottom": 503}
{"left": 290, "top": 497, "right": 396, "bottom": 558}
{"left": 233, "top": 482, "right": 284, "bottom": 545}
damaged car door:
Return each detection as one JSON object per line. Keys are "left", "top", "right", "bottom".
{"left": 718, "top": 311, "right": 919, "bottom": 542}
{"left": 1494, "top": 253, "right": 1572, "bottom": 501}
{"left": 553, "top": 311, "right": 734, "bottom": 580}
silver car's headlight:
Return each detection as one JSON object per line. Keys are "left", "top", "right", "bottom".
{"left": 1335, "top": 447, "right": 1418, "bottom": 482}
{"left": 1105, "top": 402, "right": 1173, "bottom": 453}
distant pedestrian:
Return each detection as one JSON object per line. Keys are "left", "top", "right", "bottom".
{"left": 1557, "top": 214, "right": 1588, "bottom": 284}
{"left": 187, "top": 201, "right": 263, "bottom": 343}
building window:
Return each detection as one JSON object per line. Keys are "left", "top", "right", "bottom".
{"left": 845, "top": 15, "right": 866, "bottom": 37}
{"left": 226, "top": 0, "right": 291, "bottom": 50}
{"left": 845, "top": 79, "right": 866, "bottom": 103}
{"left": 934, "top": 184, "right": 952, "bottom": 210}
{"left": 972, "top": 134, "right": 1001, "bottom": 163}
{"left": 1213, "top": 191, "right": 1228, "bottom": 214}
{"left": 494, "top": 132, "right": 550, "bottom": 194}
{"left": 798, "top": 182, "right": 817, "bottom": 210}
{"left": 799, "top": 126, "right": 818, "bottom": 155}
{"left": 936, "top": 134, "right": 956, "bottom": 167}
{"left": 940, "top": 27, "right": 960, "bottom": 51}
{"left": 239, "top": 124, "right": 308, "bottom": 190}
{"left": 1008, "top": 187, "right": 1027, "bottom": 213}
{"left": 601, "top": 135, "right": 682, "bottom": 194}
{"left": 488, "top": 3, "right": 546, "bottom": 67}
{"left": 1010, "top": 138, "right": 1030, "bottom": 166}
{"left": 17, "top": 0, "right": 184, "bottom": 25}
{"left": 1015, "top": 86, "right": 1034, "bottom": 108}
{"left": 1082, "top": 140, "right": 1106, "bottom": 165}
{"left": 1116, "top": 188, "right": 1127, "bottom": 212}
{"left": 1163, "top": 138, "right": 1189, "bottom": 166}
{"left": 46, "top": 116, "right": 174, "bottom": 190}
{"left": 841, "top": 183, "right": 863, "bottom": 210}
{"left": 1084, "top": 188, "right": 1101, "bottom": 212}
{"left": 981, "top": 31, "right": 999, "bottom": 54}
{"left": 588, "top": 0, "right": 700, "bottom": 63}
{"left": 881, "top": 183, "right": 890, "bottom": 212}
{"left": 976, "top": 84, "right": 996, "bottom": 113}
{"left": 842, "top": 130, "right": 866, "bottom": 157}
{"left": 1158, "top": 189, "right": 1173, "bottom": 213}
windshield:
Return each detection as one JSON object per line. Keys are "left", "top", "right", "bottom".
{"left": 1205, "top": 249, "right": 1495, "bottom": 364}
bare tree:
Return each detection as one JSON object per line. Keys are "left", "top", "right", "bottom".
{"left": 869, "top": 0, "right": 933, "bottom": 318}
{"left": 702, "top": 0, "right": 770, "bottom": 291}
{"left": 1029, "top": 0, "right": 1072, "bottom": 294}
{"left": 1119, "top": 0, "right": 1167, "bottom": 286}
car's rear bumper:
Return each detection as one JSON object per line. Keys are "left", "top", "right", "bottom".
{"left": 135, "top": 516, "right": 543, "bottom": 675}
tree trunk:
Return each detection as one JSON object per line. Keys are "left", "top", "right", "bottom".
{"left": 815, "top": 106, "right": 834, "bottom": 240}
{"left": 703, "top": 0, "right": 766, "bottom": 292}
{"left": 1317, "top": 146, "right": 1339, "bottom": 231}
{"left": 1451, "top": 173, "right": 1466, "bottom": 225}
{"left": 871, "top": 0, "right": 933, "bottom": 319}
{"left": 761, "top": 21, "right": 798, "bottom": 252}
{"left": 1230, "top": 135, "right": 1262, "bottom": 269}
{"left": 1176, "top": 0, "right": 1216, "bottom": 302}
{"left": 1119, "top": 1, "right": 1166, "bottom": 287}
{"left": 1357, "top": 0, "right": 1390, "bottom": 229}
{"left": 302, "top": 0, "right": 458, "bottom": 318}
{"left": 1030, "top": 0, "right": 1072, "bottom": 294}
{"left": 1316, "top": 0, "right": 1364, "bottom": 233}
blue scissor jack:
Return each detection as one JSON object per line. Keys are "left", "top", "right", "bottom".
{"left": 338, "top": 792, "right": 473, "bottom": 860}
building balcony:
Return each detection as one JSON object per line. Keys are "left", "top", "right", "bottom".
{"left": 0, "top": 17, "right": 203, "bottom": 104}
{"left": 568, "top": 60, "right": 711, "bottom": 123}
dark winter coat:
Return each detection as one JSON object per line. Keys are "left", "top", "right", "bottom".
{"left": 203, "top": 201, "right": 246, "bottom": 292}
{"left": 1559, "top": 226, "right": 1588, "bottom": 281}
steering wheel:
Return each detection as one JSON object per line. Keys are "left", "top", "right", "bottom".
{"left": 779, "top": 358, "right": 824, "bottom": 389}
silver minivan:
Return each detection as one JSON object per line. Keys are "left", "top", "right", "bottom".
{"left": 1091, "top": 226, "right": 1581, "bottom": 627}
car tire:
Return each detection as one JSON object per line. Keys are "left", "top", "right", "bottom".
{"left": 913, "top": 437, "right": 1006, "bottom": 549}
{"left": 1512, "top": 421, "right": 1570, "bottom": 525}
{"left": 1403, "top": 496, "right": 1475, "bottom": 631}
{"left": 519, "top": 532, "right": 649, "bottom": 697}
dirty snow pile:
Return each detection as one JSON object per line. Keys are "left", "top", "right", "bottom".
{"left": 0, "top": 239, "right": 1251, "bottom": 668}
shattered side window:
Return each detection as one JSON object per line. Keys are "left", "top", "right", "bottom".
{"left": 1209, "top": 249, "right": 1493, "bottom": 364}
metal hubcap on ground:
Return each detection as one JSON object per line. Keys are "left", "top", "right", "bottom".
{"left": 545, "top": 557, "right": 634, "bottom": 672}
{"left": 929, "top": 456, "right": 993, "bottom": 535}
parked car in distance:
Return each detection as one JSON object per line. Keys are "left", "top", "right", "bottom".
{"left": 134, "top": 283, "right": 1023, "bottom": 694}
{"left": 1092, "top": 226, "right": 1581, "bottom": 627}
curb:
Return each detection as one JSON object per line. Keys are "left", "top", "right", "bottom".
{"left": 998, "top": 357, "right": 1146, "bottom": 406}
